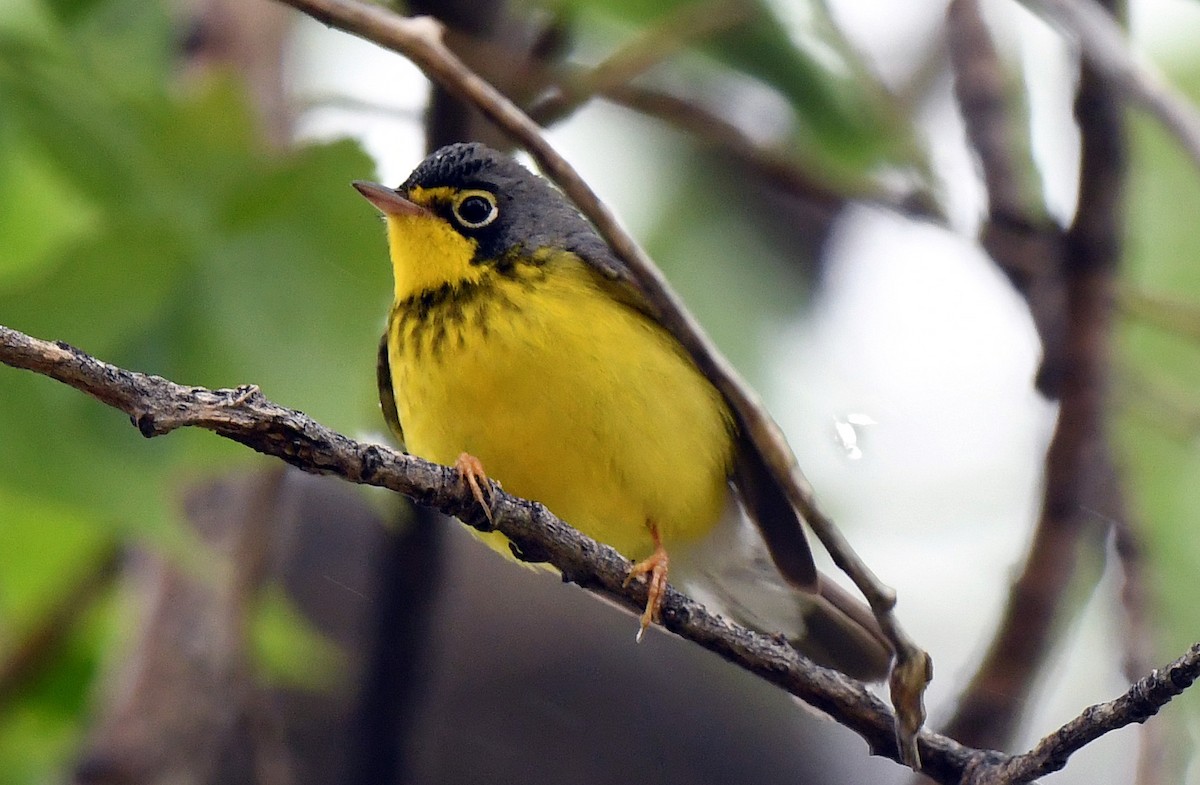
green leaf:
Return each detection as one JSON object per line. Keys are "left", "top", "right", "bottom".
{"left": 0, "top": 129, "right": 98, "bottom": 289}
{"left": 250, "top": 584, "right": 345, "bottom": 691}
{"left": 0, "top": 11, "right": 393, "bottom": 781}
{"left": 1116, "top": 62, "right": 1200, "bottom": 779}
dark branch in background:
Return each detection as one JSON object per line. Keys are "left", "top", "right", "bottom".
{"left": 600, "top": 83, "right": 930, "bottom": 218}
{"left": 0, "top": 543, "right": 120, "bottom": 703}
{"left": 945, "top": 0, "right": 1066, "bottom": 397}
{"left": 947, "top": 0, "right": 1034, "bottom": 223}
{"left": 525, "top": 0, "right": 751, "bottom": 121}
{"left": 271, "top": 0, "right": 932, "bottom": 760}
{"left": 3, "top": 323, "right": 1200, "bottom": 785}
{"left": 408, "top": 0, "right": 547, "bottom": 151}
{"left": 939, "top": 0, "right": 1130, "bottom": 756}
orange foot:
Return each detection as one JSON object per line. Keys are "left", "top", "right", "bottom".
{"left": 623, "top": 522, "right": 669, "bottom": 642}
{"left": 454, "top": 452, "right": 495, "bottom": 526}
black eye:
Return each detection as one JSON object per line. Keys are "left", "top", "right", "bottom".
{"left": 453, "top": 191, "right": 498, "bottom": 229}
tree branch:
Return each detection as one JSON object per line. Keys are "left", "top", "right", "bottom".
{"left": 271, "top": 0, "right": 931, "bottom": 759}
{"left": 970, "top": 643, "right": 1200, "bottom": 785}
{"left": 947, "top": 0, "right": 1035, "bottom": 224}
{"left": 600, "top": 83, "right": 931, "bottom": 217}
{"left": 4, "top": 323, "right": 1199, "bottom": 783}
{"left": 945, "top": 0, "right": 1066, "bottom": 399}
{"left": 938, "top": 0, "right": 1129, "bottom": 756}
{"left": 0, "top": 322, "right": 955, "bottom": 778}
{"left": 526, "top": 0, "right": 752, "bottom": 123}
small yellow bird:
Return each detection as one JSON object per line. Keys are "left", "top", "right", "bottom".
{"left": 355, "top": 143, "right": 889, "bottom": 678}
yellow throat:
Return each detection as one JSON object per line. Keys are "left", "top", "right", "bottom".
{"left": 384, "top": 186, "right": 484, "bottom": 301}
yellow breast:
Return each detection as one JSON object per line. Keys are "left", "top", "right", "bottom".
{"left": 385, "top": 253, "right": 733, "bottom": 560}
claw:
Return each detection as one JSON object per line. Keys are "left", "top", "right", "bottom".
{"left": 454, "top": 452, "right": 495, "bottom": 526}
{"left": 624, "top": 522, "right": 669, "bottom": 641}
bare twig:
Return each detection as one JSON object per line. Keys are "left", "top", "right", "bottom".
{"left": 1108, "top": 366, "right": 1184, "bottom": 785}
{"left": 968, "top": 644, "right": 1200, "bottom": 785}
{"left": 603, "top": 83, "right": 932, "bottom": 216}
{"left": 1110, "top": 508, "right": 1171, "bottom": 785}
{"left": 271, "top": 0, "right": 932, "bottom": 760}
{"left": 297, "top": 93, "right": 423, "bottom": 123}
{"left": 1019, "top": 0, "right": 1200, "bottom": 173}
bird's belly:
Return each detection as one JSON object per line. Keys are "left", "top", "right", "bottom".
{"left": 387, "top": 274, "right": 732, "bottom": 560}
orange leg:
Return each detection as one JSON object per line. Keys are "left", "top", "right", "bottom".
{"left": 623, "top": 522, "right": 669, "bottom": 642}
{"left": 454, "top": 452, "right": 495, "bottom": 526}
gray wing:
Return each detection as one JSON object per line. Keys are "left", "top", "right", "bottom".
{"left": 731, "top": 431, "right": 818, "bottom": 590}
{"left": 377, "top": 332, "right": 405, "bottom": 450}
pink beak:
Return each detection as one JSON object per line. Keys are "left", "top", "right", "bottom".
{"left": 352, "top": 181, "right": 431, "bottom": 218}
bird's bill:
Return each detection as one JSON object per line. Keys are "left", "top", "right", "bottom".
{"left": 352, "top": 181, "right": 431, "bottom": 218}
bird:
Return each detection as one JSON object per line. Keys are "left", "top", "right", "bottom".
{"left": 354, "top": 142, "right": 890, "bottom": 679}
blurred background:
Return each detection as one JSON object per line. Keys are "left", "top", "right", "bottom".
{"left": 2, "top": 0, "right": 1200, "bottom": 782}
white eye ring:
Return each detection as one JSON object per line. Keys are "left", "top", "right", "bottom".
{"left": 452, "top": 190, "right": 499, "bottom": 229}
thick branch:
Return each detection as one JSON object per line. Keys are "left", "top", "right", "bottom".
{"left": 0, "top": 323, "right": 960, "bottom": 779}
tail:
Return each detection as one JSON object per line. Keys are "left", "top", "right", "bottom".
{"left": 671, "top": 499, "right": 892, "bottom": 681}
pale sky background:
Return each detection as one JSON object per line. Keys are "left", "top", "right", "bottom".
{"left": 286, "top": 1, "right": 1200, "bottom": 780}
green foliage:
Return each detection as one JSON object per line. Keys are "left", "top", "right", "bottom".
{"left": 1117, "top": 66, "right": 1200, "bottom": 772}
{"left": 251, "top": 584, "right": 346, "bottom": 691}
{"left": 0, "top": 1, "right": 390, "bottom": 778}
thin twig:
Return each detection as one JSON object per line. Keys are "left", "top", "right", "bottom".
{"left": 603, "top": 83, "right": 931, "bottom": 216}
{"left": 1119, "top": 287, "right": 1200, "bottom": 344}
{"left": 270, "top": 0, "right": 932, "bottom": 760}
{"left": 1019, "top": 0, "right": 1200, "bottom": 173}
{"left": 1110, "top": 508, "right": 1171, "bottom": 785}
{"left": 1116, "top": 359, "right": 1200, "bottom": 440}
{"left": 296, "top": 93, "right": 424, "bottom": 123}
{"left": 967, "top": 644, "right": 1200, "bottom": 785}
